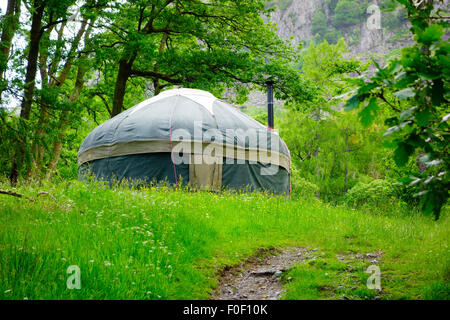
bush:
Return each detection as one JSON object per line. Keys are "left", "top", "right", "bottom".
{"left": 343, "top": 179, "right": 397, "bottom": 208}
{"left": 291, "top": 168, "right": 320, "bottom": 200}
{"left": 323, "top": 29, "right": 342, "bottom": 44}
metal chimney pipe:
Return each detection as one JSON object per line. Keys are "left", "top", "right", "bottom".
{"left": 266, "top": 80, "right": 274, "bottom": 130}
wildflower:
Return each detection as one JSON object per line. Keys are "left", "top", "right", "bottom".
{"left": 104, "top": 261, "right": 112, "bottom": 267}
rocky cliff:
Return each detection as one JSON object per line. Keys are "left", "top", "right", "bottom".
{"left": 243, "top": 0, "right": 414, "bottom": 108}
{"left": 268, "top": 0, "right": 414, "bottom": 57}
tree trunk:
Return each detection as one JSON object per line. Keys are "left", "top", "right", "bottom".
{"left": 19, "top": 1, "right": 45, "bottom": 120}
{"left": 45, "top": 65, "right": 87, "bottom": 178}
{"left": 314, "top": 107, "right": 321, "bottom": 199}
{"left": 45, "top": 22, "right": 94, "bottom": 179}
{"left": 9, "top": 1, "right": 45, "bottom": 184}
{"left": 111, "top": 58, "right": 135, "bottom": 117}
{"left": 0, "top": 0, "right": 21, "bottom": 102}
{"left": 31, "top": 20, "right": 87, "bottom": 179}
{"left": 344, "top": 128, "right": 349, "bottom": 193}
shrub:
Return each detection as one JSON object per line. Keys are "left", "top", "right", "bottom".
{"left": 323, "top": 29, "right": 342, "bottom": 44}
{"left": 343, "top": 179, "right": 397, "bottom": 208}
{"left": 290, "top": 168, "right": 320, "bottom": 200}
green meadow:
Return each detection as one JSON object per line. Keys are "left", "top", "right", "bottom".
{"left": 0, "top": 180, "right": 448, "bottom": 300}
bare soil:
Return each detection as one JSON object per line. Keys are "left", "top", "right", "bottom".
{"left": 210, "top": 247, "right": 384, "bottom": 300}
{"left": 210, "top": 247, "right": 307, "bottom": 300}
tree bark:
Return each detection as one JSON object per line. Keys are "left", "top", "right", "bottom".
{"left": 314, "top": 107, "right": 321, "bottom": 199}
{"left": 344, "top": 128, "right": 349, "bottom": 193}
{"left": 45, "top": 21, "right": 94, "bottom": 179}
{"left": 45, "top": 64, "right": 87, "bottom": 178}
{"left": 19, "top": 1, "right": 45, "bottom": 120}
{"left": 31, "top": 20, "right": 87, "bottom": 179}
{"left": 111, "top": 56, "right": 135, "bottom": 117}
{"left": 9, "top": 1, "right": 44, "bottom": 184}
{"left": 0, "top": 0, "right": 21, "bottom": 102}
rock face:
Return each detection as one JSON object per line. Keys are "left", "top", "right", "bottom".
{"left": 243, "top": 0, "right": 447, "bottom": 108}
{"left": 268, "top": 0, "right": 413, "bottom": 56}
{"left": 243, "top": 0, "right": 415, "bottom": 108}
{"left": 269, "top": 0, "right": 318, "bottom": 45}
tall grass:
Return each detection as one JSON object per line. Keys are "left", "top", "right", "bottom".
{"left": 0, "top": 180, "right": 448, "bottom": 299}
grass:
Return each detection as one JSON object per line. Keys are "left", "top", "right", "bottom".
{"left": 0, "top": 180, "right": 448, "bottom": 300}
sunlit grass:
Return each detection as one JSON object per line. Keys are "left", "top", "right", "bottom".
{"left": 0, "top": 180, "right": 448, "bottom": 300}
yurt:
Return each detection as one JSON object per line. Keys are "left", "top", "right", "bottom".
{"left": 78, "top": 88, "right": 291, "bottom": 195}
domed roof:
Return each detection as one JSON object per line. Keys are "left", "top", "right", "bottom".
{"left": 78, "top": 88, "right": 290, "bottom": 170}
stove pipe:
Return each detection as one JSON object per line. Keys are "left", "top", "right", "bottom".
{"left": 266, "top": 80, "right": 274, "bottom": 130}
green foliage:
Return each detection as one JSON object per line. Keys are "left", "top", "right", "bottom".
{"left": 283, "top": 255, "right": 376, "bottom": 300}
{"left": 323, "top": 29, "right": 343, "bottom": 45}
{"left": 382, "top": 5, "right": 408, "bottom": 30}
{"left": 1, "top": 0, "right": 318, "bottom": 183}
{"left": 387, "top": 28, "right": 412, "bottom": 43}
{"left": 0, "top": 180, "right": 448, "bottom": 299}
{"left": 324, "top": 0, "right": 340, "bottom": 13}
{"left": 290, "top": 167, "right": 320, "bottom": 200}
{"left": 281, "top": 39, "right": 378, "bottom": 201}
{"left": 333, "top": 0, "right": 362, "bottom": 29}
{"left": 311, "top": 10, "right": 343, "bottom": 45}
{"left": 421, "top": 281, "right": 450, "bottom": 300}
{"left": 311, "top": 11, "right": 328, "bottom": 37}
{"left": 343, "top": 179, "right": 397, "bottom": 208}
{"left": 345, "top": 0, "right": 449, "bottom": 219}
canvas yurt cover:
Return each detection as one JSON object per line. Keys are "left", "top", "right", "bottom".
{"left": 78, "top": 88, "right": 291, "bottom": 195}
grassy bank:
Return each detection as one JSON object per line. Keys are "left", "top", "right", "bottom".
{"left": 0, "top": 180, "right": 448, "bottom": 300}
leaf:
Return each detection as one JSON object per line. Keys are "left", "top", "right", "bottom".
{"left": 399, "top": 106, "right": 418, "bottom": 121}
{"left": 385, "top": 116, "right": 398, "bottom": 126}
{"left": 393, "top": 88, "right": 415, "bottom": 100}
{"left": 409, "top": 177, "right": 422, "bottom": 187}
{"left": 417, "top": 24, "right": 444, "bottom": 46}
{"left": 415, "top": 108, "right": 432, "bottom": 127}
{"left": 357, "top": 82, "right": 378, "bottom": 95}
{"left": 358, "top": 98, "right": 378, "bottom": 127}
{"left": 344, "top": 94, "right": 359, "bottom": 111}
{"left": 414, "top": 190, "right": 429, "bottom": 197}
{"left": 393, "top": 142, "right": 414, "bottom": 166}
{"left": 384, "top": 125, "right": 400, "bottom": 137}
{"left": 443, "top": 114, "right": 450, "bottom": 122}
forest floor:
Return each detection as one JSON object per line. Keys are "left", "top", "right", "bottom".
{"left": 0, "top": 180, "right": 448, "bottom": 300}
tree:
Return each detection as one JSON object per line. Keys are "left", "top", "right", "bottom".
{"left": 90, "top": 0, "right": 313, "bottom": 117}
{"left": 345, "top": 0, "right": 449, "bottom": 219}
{"left": 0, "top": 0, "right": 21, "bottom": 102}
{"left": 333, "top": 0, "right": 362, "bottom": 29}
{"left": 7, "top": 0, "right": 100, "bottom": 183}
{"left": 311, "top": 11, "right": 328, "bottom": 37}
{"left": 280, "top": 39, "right": 369, "bottom": 200}
{"left": 2, "top": 0, "right": 316, "bottom": 182}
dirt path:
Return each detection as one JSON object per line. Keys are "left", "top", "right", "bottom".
{"left": 211, "top": 247, "right": 307, "bottom": 300}
{"left": 211, "top": 247, "right": 384, "bottom": 300}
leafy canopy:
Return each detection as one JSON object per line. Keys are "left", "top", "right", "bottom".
{"left": 345, "top": 0, "right": 449, "bottom": 219}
